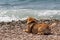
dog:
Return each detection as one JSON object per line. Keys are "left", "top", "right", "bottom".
{"left": 23, "top": 17, "right": 51, "bottom": 35}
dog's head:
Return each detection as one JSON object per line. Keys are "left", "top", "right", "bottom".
{"left": 26, "top": 17, "right": 37, "bottom": 24}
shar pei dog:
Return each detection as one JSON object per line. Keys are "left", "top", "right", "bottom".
{"left": 23, "top": 17, "right": 51, "bottom": 35}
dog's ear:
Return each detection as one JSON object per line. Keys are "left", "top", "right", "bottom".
{"left": 26, "top": 17, "right": 37, "bottom": 24}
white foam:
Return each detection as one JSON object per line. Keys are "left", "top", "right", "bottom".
{"left": 20, "top": 16, "right": 28, "bottom": 20}
{"left": 0, "top": 15, "right": 19, "bottom": 22}
{"left": 0, "top": 9, "right": 60, "bottom": 22}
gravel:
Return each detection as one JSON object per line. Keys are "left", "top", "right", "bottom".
{"left": 0, "top": 20, "right": 60, "bottom": 40}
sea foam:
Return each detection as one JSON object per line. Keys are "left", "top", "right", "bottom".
{"left": 0, "top": 9, "right": 60, "bottom": 22}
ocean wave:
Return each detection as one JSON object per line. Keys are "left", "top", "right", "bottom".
{"left": 0, "top": 9, "right": 60, "bottom": 22}
{"left": 0, "top": 0, "right": 60, "bottom": 10}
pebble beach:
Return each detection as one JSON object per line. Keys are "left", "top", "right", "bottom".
{"left": 0, "top": 19, "right": 60, "bottom": 40}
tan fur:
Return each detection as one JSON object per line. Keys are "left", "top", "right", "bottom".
{"left": 32, "top": 23, "right": 49, "bottom": 34}
{"left": 23, "top": 17, "right": 50, "bottom": 35}
{"left": 26, "top": 17, "right": 37, "bottom": 24}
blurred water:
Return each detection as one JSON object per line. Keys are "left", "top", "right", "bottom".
{"left": 0, "top": 0, "right": 60, "bottom": 22}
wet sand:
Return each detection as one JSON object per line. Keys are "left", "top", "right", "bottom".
{"left": 0, "top": 19, "right": 60, "bottom": 40}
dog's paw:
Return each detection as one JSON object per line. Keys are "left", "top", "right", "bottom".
{"left": 37, "top": 32, "right": 44, "bottom": 35}
{"left": 23, "top": 29, "right": 28, "bottom": 32}
{"left": 37, "top": 33, "right": 41, "bottom": 35}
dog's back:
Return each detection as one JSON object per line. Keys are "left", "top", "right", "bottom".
{"left": 31, "top": 23, "right": 50, "bottom": 34}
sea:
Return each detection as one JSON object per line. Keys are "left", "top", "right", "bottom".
{"left": 0, "top": 0, "right": 60, "bottom": 22}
